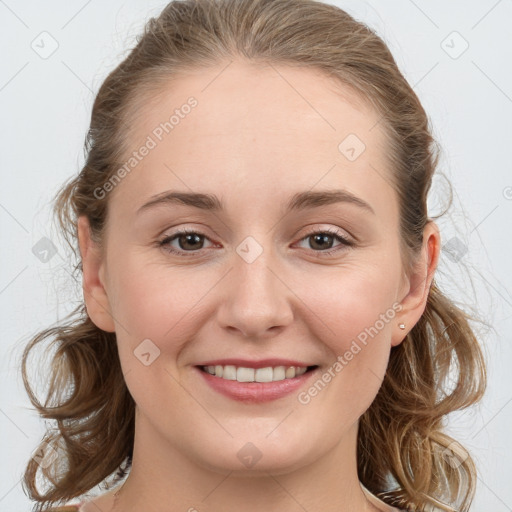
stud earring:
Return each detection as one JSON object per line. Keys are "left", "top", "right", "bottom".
{"left": 398, "top": 323, "right": 406, "bottom": 330}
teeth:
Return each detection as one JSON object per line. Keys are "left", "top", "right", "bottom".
{"left": 255, "top": 367, "right": 273, "bottom": 383}
{"left": 237, "top": 367, "right": 254, "bottom": 382}
{"left": 285, "top": 366, "right": 295, "bottom": 379}
{"left": 202, "top": 364, "right": 310, "bottom": 382}
{"left": 223, "top": 365, "right": 237, "bottom": 380}
{"left": 273, "top": 366, "right": 286, "bottom": 381}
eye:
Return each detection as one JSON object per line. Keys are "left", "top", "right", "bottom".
{"left": 158, "top": 226, "right": 355, "bottom": 258}
{"left": 295, "top": 227, "right": 355, "bottom": 256}
{"left": 158, "top": 229, "right": 214, "bottom": 256}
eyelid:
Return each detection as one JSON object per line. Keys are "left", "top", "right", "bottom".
{"left": 158, "top": 227, "right": 216, "bottom": 257}
{"left": 298, "top": 225, "right": 353, "bottom": 243}
{"left": 293, "top": 226, "right": 355, "bottom": 256}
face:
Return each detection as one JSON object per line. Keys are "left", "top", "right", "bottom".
{"left": 80, "top": 60, "right": 437, "bottom": 475}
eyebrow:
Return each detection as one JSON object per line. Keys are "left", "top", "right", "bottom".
{"left": 136, "top": 189, "right": 375, "bottom": 215}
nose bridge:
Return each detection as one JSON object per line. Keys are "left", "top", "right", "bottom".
{"left": 216, "top": 234, "right": 293, "bottom": 337}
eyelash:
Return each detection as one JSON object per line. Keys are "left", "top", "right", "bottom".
{"left": 158, "top": 227, "right": 355, "bottom": 258}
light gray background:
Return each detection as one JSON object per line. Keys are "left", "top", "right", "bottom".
{"left": 1, "top": 1, "right": 511, "bottom": 510}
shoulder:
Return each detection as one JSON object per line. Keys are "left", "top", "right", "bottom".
{"left": 360, "top": 483, "right": 405, "bottom": 512}
{"left": 46, "top": 485, "right": 119, "bottom": 511}
{"left": 47, "top": 506, "right": 81, "bottom": 512}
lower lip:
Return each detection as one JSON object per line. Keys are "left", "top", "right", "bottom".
{"left": 195, "top": 366, "right": 318, "bottom": 403}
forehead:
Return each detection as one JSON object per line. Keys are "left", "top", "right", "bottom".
{"left": 109, "top": 60, "right": 396, "bottom": 220}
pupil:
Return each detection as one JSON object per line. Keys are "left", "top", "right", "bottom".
{"left": 312, "top": 234, "right": 332, "bottom": 250}
{"left": 180, "top": 233, "right": 202, "bottom": 250}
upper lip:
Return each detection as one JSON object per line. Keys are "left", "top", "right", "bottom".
{"left": 195, "top": 358, "right": 317, "bottom": 369}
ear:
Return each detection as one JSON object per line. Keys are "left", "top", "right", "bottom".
{"left": 77, "top": 215, "right": 115, "bottom": 333}
{"left": 391, "top": 221, "right": 441, "bottom": 347}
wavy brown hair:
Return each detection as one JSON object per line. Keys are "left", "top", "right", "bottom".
{"left": 21, "top": 0, "right": 487, "bottom": 510}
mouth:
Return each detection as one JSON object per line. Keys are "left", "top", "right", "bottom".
{"left": 194, "top": 362, "right": 320, "bottom": 403}
{"left": 198, "top": 364, "right": 318, "bottom": 382}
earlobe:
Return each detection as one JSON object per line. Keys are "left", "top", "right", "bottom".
{"left": 391, "top": 221, "right": 441, "bottom": 347}
{"left": 77, "top": 216, "right": 116, "bottom": 333}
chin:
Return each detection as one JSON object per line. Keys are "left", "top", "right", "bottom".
{"left": 189, "top": 432, "right": 319, "bottom": 476}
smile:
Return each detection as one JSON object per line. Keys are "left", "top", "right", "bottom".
{"left": 195, "top": 361, "right": 320, "bottom": 403}
{"left": 200, "top": 364, "right": 314, "bottom": 382}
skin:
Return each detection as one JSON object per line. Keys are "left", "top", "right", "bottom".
{"left": 77, "top": 60, "right": 440, "bottom": 512}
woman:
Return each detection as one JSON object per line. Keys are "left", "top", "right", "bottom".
{"left": 21, "top": 0, "right": 486, "bottom": 511}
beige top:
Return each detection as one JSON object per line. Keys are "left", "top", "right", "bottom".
{"left": 361, "top": 482, "right": 403, "bottom": 511}
{"left": 61, "top": 481, "right": 403, "bottom": 511}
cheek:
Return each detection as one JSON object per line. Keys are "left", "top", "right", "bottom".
{"left": 109, "top": 261, "right": 212, "bottom": 414}
{"left": 303, "top": 264, "right": 401, "bottom": 352}
{"left": 294, "top": 263, "right": 400, "bottom": 414}
{"left": 108, "top": 256, "right": 216, "bottom": 351}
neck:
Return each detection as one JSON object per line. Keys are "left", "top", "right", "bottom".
{"left": 113, "top": 411, "right": 379, "bottom": 512}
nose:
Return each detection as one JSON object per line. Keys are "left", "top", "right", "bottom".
{"left": 215, "top": 244, "right": 294, "bottom": 340}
